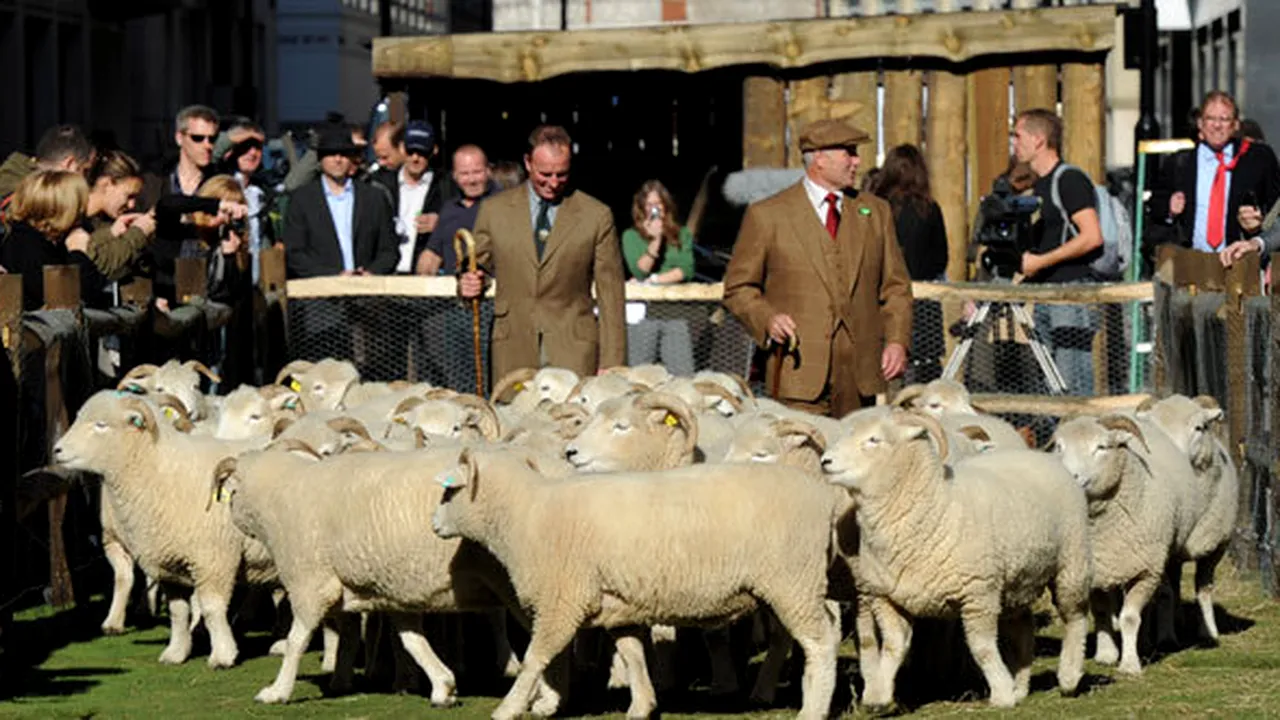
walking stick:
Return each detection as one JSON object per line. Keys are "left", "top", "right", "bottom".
{"left": 767, "top": 333, "right": 798, "bottom": 399}
{"left": 453, "top": 228, "right": 484, "bottom": 397}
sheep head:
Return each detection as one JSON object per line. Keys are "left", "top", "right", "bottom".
{"left": 564, "top": 391, "right": 697, "bottom": 473}
{"left": 391, "top": 393, "right": 500, "bottom": 444}
{"left": 276, "top": 358, "right": 360, "bottom": 411}
{"left": 692, "top": 370, "right": 756, "bottom": 410}
{"left": 892, "top": 378, "right": 976, "bottom": 418}
{"left": 54, "top": 391, "right": 162, "bottom": 472}
{"left": 116, "top": 360, "right": 211, "bottom": 420}
{"left": 432, "top": 447, "right": 543, "bottom": 541}
{"left": 821, "top": 409, "right": 947, "bottom": 495}
{"left": 566, "top": 374, "right": 648, "bottom": 413}
{"left": 607, "top": 363, "right": 673, "bottom": 389}
{"left": 1049, "top": 415, "right": 1149, "bottom": 501}
{"left": 724, "top": 414, "right": 826, "bottom": 472}
{"left": 214, "top": 385, "right": 300, "bottom": 440}
{"left": 1135, "top": 394, "right": 1224, "bottom": 471}
{"left": 208, "top": 457, "right": 240, "bottom": 512}
{"left": 692, "top": 380, "right": 746, "bottom": 417}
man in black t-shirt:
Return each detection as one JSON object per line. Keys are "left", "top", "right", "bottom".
{"left": 1012, "top": 109, "right": 1104, "bottom": 395}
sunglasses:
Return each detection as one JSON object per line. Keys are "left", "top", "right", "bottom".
{"left": 185, "top": 133, "right": 215, "bottom": 145}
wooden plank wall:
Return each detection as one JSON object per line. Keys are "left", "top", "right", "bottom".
{"left": 740, "top": 42, "right": 1108, "bottom": 284}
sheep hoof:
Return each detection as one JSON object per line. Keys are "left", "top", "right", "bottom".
{"left": 268, "top": 639, "right": 287, "bottom": 657}
{"left": 255, "top": 685, "right": 291, "bottom": 704}
{"left": 861, "top": 701, "right": 897, "bottom": 718}
{"left": 430, "top": 694, "right": 458, "bottom": 709}
{"left": 101, "top": 624, "right": 126, "bottom": 636}
{"left": 988, "top": 694, "right": 1017, "bottom": 709}
{"left": 531, "top": 693, "right": 560, "bottom": 717}
{"left": 1117, "top": 659, "right": 1143, "bottom": 676}
{"left": 501, "top": 657, "right": 522, "bottom": 678}
{"left": 157, "top": 647, "right": 189, "bottom": 665}
{"left": 207, "top": 653, "right": 237, "bottom": 670}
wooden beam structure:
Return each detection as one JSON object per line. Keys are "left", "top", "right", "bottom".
{"left": 743, "top": 76, "right": 787, "bottom": 168}
{"left": 373, "top": 5, "right": 1116, "bottom": 82}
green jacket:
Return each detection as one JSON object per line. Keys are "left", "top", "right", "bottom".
{"left": 85, "top": 216, "right": 152, "bottom": 282}
{"left": 0, "top": 152, "right": 37, "bottom": 200}
{"left": 621, "top": 226, "right": 696, "bottom": 282}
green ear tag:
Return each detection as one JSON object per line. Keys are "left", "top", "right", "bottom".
{"left": 441, "top": 474, "right": 457, "bottom": 488}
{"left": 858, "top": 206, "right": 871, "bottom": 216}
{"left": 130, "top": 415, "right": 145, "bottom": 429}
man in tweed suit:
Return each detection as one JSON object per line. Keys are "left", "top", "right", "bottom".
{"left": 459, "top": 125, "right": 627, "bottom": 383}
{"left": 723, "top": 119, "right": 913, "bottom": 417}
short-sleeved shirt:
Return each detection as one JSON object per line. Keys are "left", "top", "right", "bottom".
{"left": 1030, "top": 162, "right": 1099, "bottom": 284}
{"left": 424, "top": 192, "right": 489, "bottom": 274}
{"left": 621, "top": 226, "right": 696, "bottom": 281}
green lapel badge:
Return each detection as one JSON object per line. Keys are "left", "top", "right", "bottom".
{"left": 858, "top": 206, "right": 871, "bottom": 216}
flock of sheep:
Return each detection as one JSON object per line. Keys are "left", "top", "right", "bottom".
{"left": 47, "top": 357, "right": 1240, "bottom": 718}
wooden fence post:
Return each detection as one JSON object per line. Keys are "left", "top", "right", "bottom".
{"left": 0, "top": 275, "right": 22, "bottom": 630}
{"left": 786, "top": 76, "right": 831, "bottom": 169}
{"left": 175, "top": 257, "right": 209, "bottom": 304}
{"left": 743, "top": 76, "right": 787, "bottom": 169}
{"left": 968, "top": 67, "right": 1010, "bottom": 223}
{"left": 1225, "top": 254, "right": 1261, "bottom": 569}
{"left": 42, "top": 265, "right": 80, "bottom": 608}
{"left": 1270, "top": 252, "right": 1280, "bottom": 595}
{"left": 1062, "top": 62, "right": 1106, "bottom": 183}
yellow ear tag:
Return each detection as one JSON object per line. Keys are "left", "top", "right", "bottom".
{"left": 394, "top": 416, "right": 408, "bottom": 425}
{"left": 664, "top": 413, "right": 680, "bottom": 428}
{"left": 513, "top": 382, "right": 525, "bottom": 392}
{"left": 289, "top": 379, "right": 302, "bottom": 393}
{"left": 162, "top": 406, "right": 179, "bottom": 420}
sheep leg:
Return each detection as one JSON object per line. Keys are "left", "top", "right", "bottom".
{"left": 1054, "top": 594, "right": 1089, "bottom": 697}
{"left": 195, "top": 588, "right": 239, "bottom": 669}
{"left": 1118, "top": 575, "right": 1161, "bottom": 675}
{"left": 1194, "top": 547, "right": 1225, "bottom": 643}
{"left": 1090, "top": 590, "right": 1120, "bottom": 666}
{"left": 100, "top": 538, "right": 134, "bottom": 635}
{"left": 764, "top": 596, "right": 838, "bottom": 720}
{"left": 702, "top": 627, "right": 740, "bottom": 696}
{"left": 391, "top": 612, "right": 457, "bottom": 707}
{"left": 493, "top": 614, "right": 582, "bottom": 720}
{"left": 749, "top": 609, "right": 794, "bottom": 706}
{"left": 648, "top": 624, "right": 678, "bottom": 694}
{"left": 257, "top": 615, "right": 317, "bottom": 704}
{"left": 853, "top": 596, "right": 882, "bottom": 697}
{"left": 610, "top": 628, "right": 658, "bottom": 719}
{"left": 1004, "top": 609, "right": 1034, "bottom": 702}
{"left": 157, "top": 583, "right": 193, "bottom": 665}
{"left": 330, "top": 613, "right": 362, "bottom": 695}
{"left": 862, "top": 599, "right": 909, "bottom": 710}
{"left": 321, "top": 620, "right": 340, "bottom": 673}
{"left": 1155, "top": 560, "right": 1182, "bottom": 649}
{"left": 144, "top": 574, "right": 160, "bottom": 617}
{"left": 486, "top": 608, "right": 521, "bottom": 678}
{"left": 960, "top": 606, "right": 1016, "bottom": 708}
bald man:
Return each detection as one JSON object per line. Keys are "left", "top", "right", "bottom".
{"left": 417, "top": 144, "right": 494, "bottom": 275}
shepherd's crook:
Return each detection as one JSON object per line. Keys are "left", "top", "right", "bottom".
{"left": 454, "top": 228, "right": 484, "bottom": 397}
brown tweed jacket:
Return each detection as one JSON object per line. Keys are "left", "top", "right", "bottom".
{"left": 723, "top": 182, "right": 913, "bottom": 400}
{"left": 473, "top": 184, "right": 627, "bottom": 383}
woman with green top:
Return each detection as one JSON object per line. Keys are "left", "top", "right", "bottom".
{"left": 621, "top": 180, "right": 696, "bottom": 374}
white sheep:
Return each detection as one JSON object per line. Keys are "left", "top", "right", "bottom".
{"left": 565, "top": 373, "right": 648, "bottom": 413}
{"left": 387, "top": 391, "right": 502, "bottom": 448}
{"left": 1050, "top": 414, "right": 1180, "bottom": 675}
{"left": 209, "top": 445, "right": 557, "bottom": 708}
{"left": 1136, "top": 394, "right": 1239, "bottom": 644}
{"left": 275, "top": 358, "right": 361, "bottom": 411}
{"left": 54, "top": 391, "right": 273, "bottom": 668}
{"left": 490, "top": 366, "right": 581, "bottom": 429}
{"left": 606, "top": 363, "right": 673, "bottom": 389}
{"left": 212, "top": 385, "right": 305, "bottom": 440}
{"left": 564, "top": 392, "right": 698, "bottom": 473}
{"left": 892, "top": 379, "right": 1029, "bottom": 451}
{"left": 431, "top": 448, "right": 841, "bottom": 720}
{"left": 117, "top": 359, "right": 221, "bottom": 420}
{"left": 821, "top": 410, "right": 1091, "bottom": 709}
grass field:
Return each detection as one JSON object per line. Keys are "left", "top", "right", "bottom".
{"left": 2, "top": 563, "right": 1279, "bottom": 719}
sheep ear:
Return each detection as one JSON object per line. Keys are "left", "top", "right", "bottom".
{"left": 956, "top": 425, "right": 992, "bottom": 447}
{"left": 1134, "top": 395, "right": 1157, "bottom": 416}
{"left": 437, "top": 449, "right": 478, "bottom": 496}
{"left": 271, "top": 416, "right": 295, "bottom": 439}
{"left": 119, "top": 397, "right": 159, "bottom": 443}
{"left": 1098, "top": 415, "right": 1150, "bottom": 454}
{"left": 184, "top": 360, "right": 222, "bottom": 384}
{"left": 207, "top": 457, "right": 238, "bottom": 511}
{"left": 891, "top": 384, "right": 926, "bottom": 409}
{"left": 772, "top": 418, "right": 827, "bottom": 453}
{"left": 1198, "top": 407, "right": 1225, "bottom": 427}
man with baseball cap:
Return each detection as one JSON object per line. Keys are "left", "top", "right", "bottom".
{"left": 370, "top": 119, "right": 443, "bottom": 274}
{"left": 723, "top": 118, "right": 913, "bottom": 417}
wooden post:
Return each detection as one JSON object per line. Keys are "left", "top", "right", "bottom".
{"left": 119, "top": 278, "right": 153, "bottom": 309}
{"left": 786, "top": 76, "right": 831, "bottom": 168}
{"left": 1014, "top": 66, "right": 1058, "bottom": 114}
{"left": 883, "top": 69, "right": 923, "bottom": 153}
{"left": 175, "top": 257, "right": 208, "bottom": 304}
{"left": 1270, "top": 252, "right": 1280, "bottom": 596}
{"left": 0, "top": 275, "right": 18, "bottom": 633}
{"left": 830, "top": 71, "right": 879, "bottom": 187}
{"left": 743, "top": 76, "right": 787, "bottom": 168}
{"left": 1061, "top": 62, "right": 1105, "bottom": 183}
{"left": 388, "top": 91, "right": 408, "bottom": 127}
{"left": 1224, "top": 254, "right": 1261, "bottom": 569}
{"left": 42, "top": 265, "right": 80, "bottom": 608}
{"left": 259, "top": 244, "right": 288, "bottom": 297}
{"left": 968, "top": 67, "right": 1011, "bottom": 222}
{"left": 928, "top": 70, "right": 969, "bottom": 282}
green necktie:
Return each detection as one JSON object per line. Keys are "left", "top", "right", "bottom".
{"left": 534, "top": 199, "right": 551, "bottom": 260}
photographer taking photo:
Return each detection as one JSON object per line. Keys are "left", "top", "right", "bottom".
{"left": 1012, "top": 108, "right": 1103, "bottom": 395}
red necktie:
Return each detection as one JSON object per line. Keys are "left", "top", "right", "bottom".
{"left": 1206, "top": 139, "right": 1250, "bottom": 250}
{"left": 824, "top": 193, "right": 839, "bottom": 239}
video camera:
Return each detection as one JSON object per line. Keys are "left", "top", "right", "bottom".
{"left": 974, "top": 176, "right": 1040, "bottom": 278}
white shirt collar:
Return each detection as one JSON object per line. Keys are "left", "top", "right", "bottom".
{"left": 801, "top": 175, "right": 842, "bottom": 223}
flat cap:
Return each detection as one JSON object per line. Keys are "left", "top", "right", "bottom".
{"left": 798, "top": 119, "right": 870, "bottom": 152}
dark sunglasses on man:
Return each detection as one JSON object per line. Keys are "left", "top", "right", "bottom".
{"left": 186, "top": 132, "right": 215, "bottom": 145}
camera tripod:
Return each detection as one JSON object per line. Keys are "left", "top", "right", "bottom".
{"left": 941, "top": 300, "right": 1068, "bottom": 395}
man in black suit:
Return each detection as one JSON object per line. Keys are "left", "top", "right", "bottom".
{"left": 283, "top": 124, "right": 399, "bottom": 375}
{"left": 1157, "top": 91, "right": 1280, "bottom": 254}
{"left": 368, "top": 119, "right": 444, "bottom": 275}
{"left": 283, "top": 123, "right": 399, "bottom": 278}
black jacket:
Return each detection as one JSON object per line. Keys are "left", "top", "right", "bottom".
{"left": 369, "top": 167, "right": 446, "bottom": 267}
{"left": 0, "top": 222, "right": 109, "bottom": 311}
{"left": 282, "top": 177, "right": 399, "bottom": 278}
{"left": 1156, "top": 139, "right": 1280, "bottom": 245}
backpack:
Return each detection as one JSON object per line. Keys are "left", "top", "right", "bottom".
{"left": 1050, "top": 163, "right": 1133, "bottom": 281}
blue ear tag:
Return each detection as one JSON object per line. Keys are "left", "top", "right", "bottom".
{"left": 130, "top": 415, "right": 145, "bottom": 429}
{"left": 441, "top": 474, "right": 458, "bottom": 488}
{"left": 858, "top": 206, "right": 871, "bottom": 216}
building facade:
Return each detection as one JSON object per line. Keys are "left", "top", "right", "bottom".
{"left": 275, "top": 0, "right": 448, "bottom": 131}
{"left": 0, "top": 0, "right": 277, "bottom": 163}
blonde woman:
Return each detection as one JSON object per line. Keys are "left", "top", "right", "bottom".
{"left": 0, "top": 169, "right": 106, "bottom": 310}
{"left": 189, "top": 175, "right": 249, "bottom": 303}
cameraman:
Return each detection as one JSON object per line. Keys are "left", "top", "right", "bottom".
{"left": 1013, "top": 108, "right": 1103, "bottom": 395}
